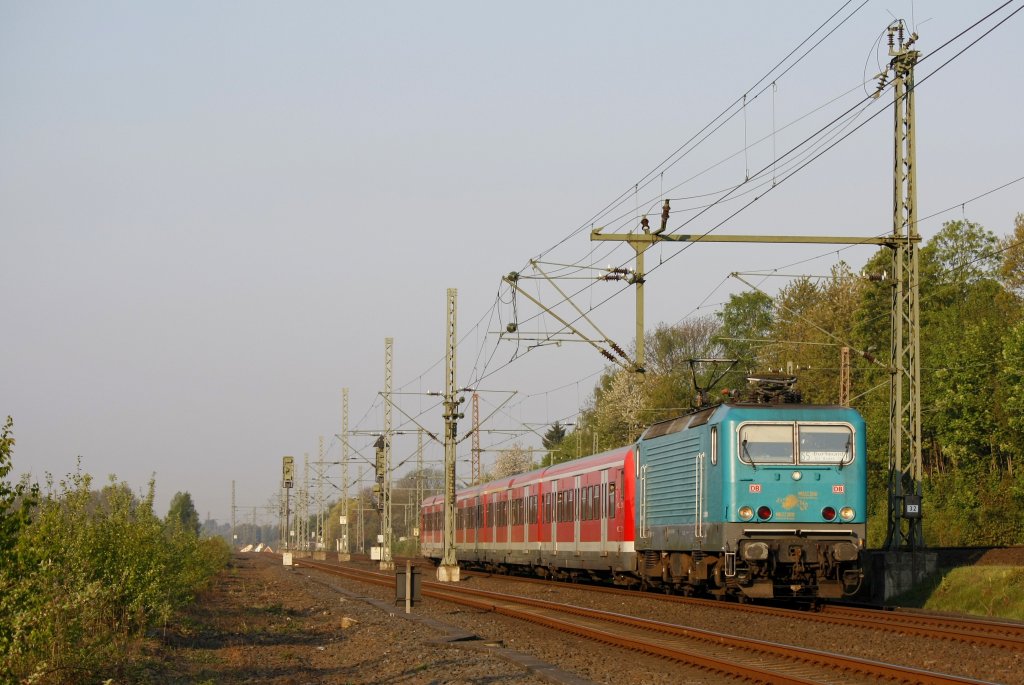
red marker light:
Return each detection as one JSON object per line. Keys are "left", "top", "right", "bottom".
{"left": 822, "top": 506, "right": 837, "bottom": 521}
{"left": 757, "top": 505, "right": 772, "bottom": 520}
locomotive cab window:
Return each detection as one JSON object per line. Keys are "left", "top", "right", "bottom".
{"left": 798, "top": 424, "right": 854, "bottom": 464}
{"left": 738, "top": 424, "right": 795, "bottom": 464}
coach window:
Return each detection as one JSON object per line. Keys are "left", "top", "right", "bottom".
{"left": 738, "top": 423, "right": 795, "bottom": 464}
{"left": 607, "top": 482, "right": 616, "bottom": 517}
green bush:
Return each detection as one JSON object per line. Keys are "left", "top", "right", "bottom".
{"left": 0, "top": 446, "right": 228, "bottom": 683}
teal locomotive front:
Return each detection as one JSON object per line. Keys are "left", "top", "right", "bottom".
{"left": 634, "top": 403, "right": 866, "bottom": 599}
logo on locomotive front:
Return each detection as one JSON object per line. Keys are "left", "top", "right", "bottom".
{"left": 778, "top": 493, "right": 811, "bottom": 511}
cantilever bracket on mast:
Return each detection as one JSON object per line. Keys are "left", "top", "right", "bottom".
{"left": 502, "top": 270, "right": 638, "bottom": 372}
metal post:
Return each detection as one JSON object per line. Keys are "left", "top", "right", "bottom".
{"left": 282, "top": 455, "right": 294, "bottom": 550}
{"left": 405, "top": 559, "right": 412, "bottom": 614}
{"left": 634, "top": 239, "right": 647, "bottom": 372}
{"left": 471, "top": 392, "right": 481, "bottom": 485}
{"left": 416, "top": 428, "right": 424, "bottom": 551}
{"left": 340, "top": 388, "right": 351, "bottom": 561}
{"left": 380, "top": 337, "right": 395, "bottom": 570}
{"left": 231, "top": 480, "right": 236, "bottom": 551}
{"left": 438, "top": 288, "right": 461, "bottom": 581}
{"left": 885, "top": 22, "right": 923, "bottom": 552}
{"left": 358, "top": 491, "right": 365, "bottom": 553}
{"left": 316, "top": 435, "right": 325, "bottom": 555}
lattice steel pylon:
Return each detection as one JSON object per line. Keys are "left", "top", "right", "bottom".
{"left": 437, "top": 288, "right": 461, "bottom": 582}
{"left": 884, "top": 23, "right": 923, "bottom": 552}
{"left": 315, "top": 435, "right": 326, "bottom": 551}
{"left": 416, "top": 427, "right": 424, "bottom": 553}
{"left": 380, "top": 337, "right": 394, "bottom": 570}
{"left": 471, "top": 392, "right": 481, "bottom": 485}
{"left": 339, "top": 388, "right": 351, "bottom": 560}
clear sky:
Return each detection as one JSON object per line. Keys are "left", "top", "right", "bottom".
{"left": 2, "top": 1, "right": 1021, "bottom": 525}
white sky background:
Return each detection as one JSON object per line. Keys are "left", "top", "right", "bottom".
{"left": 2, "top": 1, "right": 1021, "bottom": 524}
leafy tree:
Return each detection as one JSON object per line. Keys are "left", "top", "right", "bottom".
{"left": 998, "top": 212, "right": 1024, "bottom": 297}
{"left": 998, "top": 318, "right": 1024, "bottom": 477}
{"left": 762, "top": 277, "right": 821, "bottom": 372}
{"left": 717, "top": 290, "right": 774, "bottom": 374}
{"left": 918, "top": 221, "right": 1016, "bottom": 473}
{"left": 925, "top": 219, "right": 1001, "bottom": 285}
{"left": 485, "top": 442, "right": 535, "bottom": 480}
{"left": 926, "top": 280, "right": 1012, "bottom": 470}
{"left": 166, "top": 491, "right": 200, "bottom": 535}
{"left": 0, "top": 417, "right": 39, "bottom": 673}
{"left": 0, "top": 417, "right": 38, "bottom": 570}
{"left": 593, "top": 369, "right": 649, "bottom": 448}
{"left": 643, "top": 316, "right": 723, "bottom": 415}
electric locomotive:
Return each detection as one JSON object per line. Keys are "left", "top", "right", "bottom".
{"left": 421, "top": 377, "right": 866, "bottom": 600}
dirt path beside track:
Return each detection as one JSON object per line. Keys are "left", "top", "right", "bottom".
{"left": 148, "top": 553, "right": 561, "bottom": 685}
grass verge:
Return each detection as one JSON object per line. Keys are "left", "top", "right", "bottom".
{"left": 894, "top": 565, "right": 1024, "bottom": 621}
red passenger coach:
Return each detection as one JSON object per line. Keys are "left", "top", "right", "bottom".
{"left": 421, "top": 446, "right": 639, "bottom": 581}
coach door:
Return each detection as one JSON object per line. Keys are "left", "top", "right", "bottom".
{"left": 525, "top": 484, "right": 534, "bottom": 551}
{"left": 473, "top": 495, "right": 480, "bottom": 551}
{"left": 573, "top": 475, "right": 581, "bottom": 556}
{"left": 551, "top": 480, "right": 559, "bottom": 554}
{"left": 599, "top": 469, "right": 609, "bottom": 557}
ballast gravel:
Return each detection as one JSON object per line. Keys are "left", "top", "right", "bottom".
{"left": 153, "top": 553, "right": 1023, "bottom": 684}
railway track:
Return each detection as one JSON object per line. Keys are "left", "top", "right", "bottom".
{"left": 453, "top": 568, "right": 1024, "bottom": 652}
{"left": 292, "top": 557, "right": 994, "bottom": 685}
{"left": 335, "top": 555, "right": 1024, "bottom": 651}
{"left": 821, "top": 604, "right": 1024, "bottom": 651}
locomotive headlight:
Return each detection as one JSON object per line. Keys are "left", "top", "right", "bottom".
{"left": 738, "top": 505, "right": 754, "bottom": 521}
{"left": 840, "top": 506, "right": 856, "bottom": 521}
{"left": 791, "top": 471, "right": 802, "bottom": 481}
